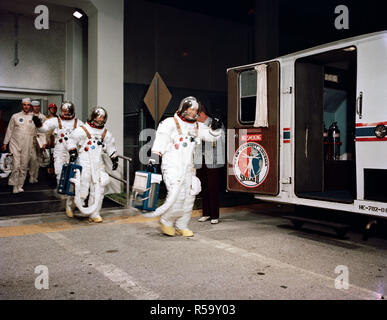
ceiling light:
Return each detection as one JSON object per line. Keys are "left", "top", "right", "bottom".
{"left": 343, "top": 46, "right": 356, "bottom": 51}
{"left": 73, "top": 11, "right": 83, "bottom": 19}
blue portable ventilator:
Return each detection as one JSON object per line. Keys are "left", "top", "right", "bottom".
{"left": 57, "top": 163, "right": 82, "bottom": 196}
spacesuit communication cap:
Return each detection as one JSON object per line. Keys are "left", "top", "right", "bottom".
{"left": 60, "top": 101, "right": 75, "bottom": 120}
{"left": 88, "top": 106, "right": 107, "bottom": 129}
{"left": 49, "top": 103, "right": 57, "bottom": 113}
{"left": 178, "top": 96, "right": 200, "bottom": 121}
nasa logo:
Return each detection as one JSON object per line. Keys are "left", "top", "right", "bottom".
{"left": 233, "top": 142, "right": 269, "bottom": 188}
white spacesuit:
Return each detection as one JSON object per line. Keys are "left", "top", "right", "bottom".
{"left": 147, "top": 96, "right": 221, "bottom": 237}
{"left": 29, "top": 100, "right": 47, "bottom": 184}
{"left": 2, "top": 98, "right": 35, "bottom": 193}
{"left": 33, "top": 101, "right": 83, "bottom": 217}
{"left": 34, "top": 101, "right": 83, "bottom": 182}
{"left": 66, "top": 107, "right": 118, "bottom": 223}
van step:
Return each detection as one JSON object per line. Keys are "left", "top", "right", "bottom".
{"left": 283, "top": 215, "right": 350, "bottom": 238}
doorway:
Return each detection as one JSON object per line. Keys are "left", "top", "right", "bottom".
{"left": 295, "top": 47, "right": 357, "bottom": 203}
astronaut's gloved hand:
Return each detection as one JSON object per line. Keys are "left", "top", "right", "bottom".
{"left": 147, "top": 153, "right": 161, "bottom": 173}
{"left": 69, "top": 149, "right": 78, "bottom": 163}
{"left": 32, "top": 116, "right": 42, "bottom": 128}
{"left": 111, "top": 155, "right": 119, "bottom": 171}
{"left": 210, "top": 117, "right": 222, "bottom": 131}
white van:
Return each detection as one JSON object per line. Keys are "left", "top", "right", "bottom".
{"left": 226, "top": 31, "right": 387, "bottom": 219}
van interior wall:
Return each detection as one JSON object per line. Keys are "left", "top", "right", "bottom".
{"left": 324, "top": 88, "right": 347, "bottom": 156}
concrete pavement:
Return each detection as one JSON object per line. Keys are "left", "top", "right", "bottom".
{"left": 0, "top": 203, "right": 386, "bottom": 300}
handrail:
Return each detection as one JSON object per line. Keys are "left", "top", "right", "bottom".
{"left": 107, "top": 154, "right": 132, "bottom": 208}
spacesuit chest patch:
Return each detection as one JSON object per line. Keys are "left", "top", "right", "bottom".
{"left": 232, "top": 142, "right": 270, "bottom": 188}
{"left": 18, "top": 118, "right": 24, "bottom": 123}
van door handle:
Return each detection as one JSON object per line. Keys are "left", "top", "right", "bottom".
{"left": 356, "top": 91, "right": 363, "bottom": 119}
{"left": 305, "top": 128, "right": 308, "bottom": 159}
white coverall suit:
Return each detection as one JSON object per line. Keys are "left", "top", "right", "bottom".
{"left": 67, "top": 122, "right": 117, "bottom": 220}
{"left": 3, "top": 111, "right": 35, "bottom": 188}
{"left": 29, "top": 112, "right": 47, "bottom": 183}
{"left": 37, "top": 117, "right": 83, "bottom": 182}
{"left": 151, "top": 113, "right": 221, "bottom": 235}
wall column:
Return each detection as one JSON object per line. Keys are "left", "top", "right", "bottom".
{"left": 65, "top": 19, "right": 86, "bottom": 120}
{"left": 88, "top": 0, "right": 124, "bottom": 193}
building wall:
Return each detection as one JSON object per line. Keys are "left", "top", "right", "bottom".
{"left": 0, "top": 11, "right": 66, "bottom": 91}
{"left": 124, "top": 0, "right": 249, "bottom": 92}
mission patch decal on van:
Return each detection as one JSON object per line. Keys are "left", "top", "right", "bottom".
{"left": 233, "top": 142, "right": 270, "bottom": 188}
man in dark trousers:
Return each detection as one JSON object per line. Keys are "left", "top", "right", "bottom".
{"left": 195, "top": 105, "right": 225, "bottom": 224}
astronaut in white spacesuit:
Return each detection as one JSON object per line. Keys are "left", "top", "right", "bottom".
{"left": 66, "top": 107, "right": 118, "bottom": 223}
{"left": 147, "top": 96, "right": 222, "bottom": 237}
{"left": 29, "top": 100, "right": 47, "bottom": 184}
{"left": 2, "top": 98, "right": 35, "bottom": 193}
{"left": 33, "top": 101, "right": 83, "bottom": 217}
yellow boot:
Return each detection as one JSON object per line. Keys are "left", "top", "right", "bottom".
{"left": 65, "top": 198, "right": 75, "bottom": 218}
{"left": 89, "top": 216, "right": 103, "bottom": 223}
{"left": 65, "top": 206, "right": 74, "bottom": 218}
{"left": 160, "top": 222, "right": 176, "bottom": 236}
{"left": 175, "top": 229, "right": 194, "bottom": 237}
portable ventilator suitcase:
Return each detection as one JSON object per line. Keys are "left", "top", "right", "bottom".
{"left": 131, "top": 169, "right": 162, "bottom": 211}
{"left": 57, "top": 163, "right": 82, "bottom": 196}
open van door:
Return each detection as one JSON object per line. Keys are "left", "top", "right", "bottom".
{"left": 227, "top": 61, "right": 280, "bottom": 195}
{"left": 355, "top": 34, "right": 387, "bottom": 203}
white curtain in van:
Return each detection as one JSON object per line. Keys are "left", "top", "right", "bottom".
{"left": 253, "top": 64, "right": 268, "bottom": 127}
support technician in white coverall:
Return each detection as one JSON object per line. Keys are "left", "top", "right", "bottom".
{"left": 66, "top": 107, "right": 118, "bottom": 223}
{"left": 33, "top": 101, "right": 83, "bottom": 217}
{"left": 29, "top": 100, "right": 47, "bottom": 184}
{"left": 2, "top": 98, "right": 35, "bottom": 193}
{"left": 146, "top": 96, "right": 222, "bottom": 237}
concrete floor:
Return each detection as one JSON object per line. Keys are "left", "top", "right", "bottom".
{"left": 0, "top": 203, "right": 385, "bottom": 300}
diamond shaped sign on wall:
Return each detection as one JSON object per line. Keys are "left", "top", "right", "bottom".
{"left": 143, "top": 72, "right": 172, "bottom": 126}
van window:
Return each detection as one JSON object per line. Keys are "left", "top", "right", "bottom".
{"left": 239, "top": 69, "right": 257, "bottom": 124}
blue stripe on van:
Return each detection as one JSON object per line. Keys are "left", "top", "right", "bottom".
{"left": 356, "top": 127, "right": 375, "bottom": 137}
